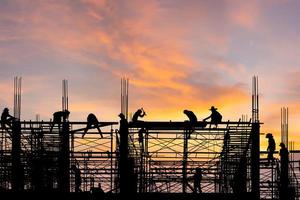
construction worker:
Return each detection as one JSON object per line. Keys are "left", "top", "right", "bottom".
{"left": 183, "top": 110, "right": 197, "bottom": 138}
{"left": 91, "top": 182, "right": 104, "bottom": 196}
{"left": 138, "top": 127, "right": 146, "bottom": 151}
{"left": 266, "top": 133, "right": 276, "bottom": 165}
{"left": 194, "top": 167, "right": 202, "bottom": 193}
{"left": 132, "top": 108, "right": 146, "bottom": 122}
{"left": 71, "top": 164, "right": 82, "bottom": 193}
{"left": 183, "top": 110, "right": 198, "bottom": 124}
{"left": 203, "top": 106, "right": 222, "bottom": 126}
{"left": 1, "top": 107, "right": 15, "bottom": 131}
{"left": 50, "top": 110, "right": 70, "bottom": 133}
{"left": 82, "top": 113, "right": 103, "bottom": 139}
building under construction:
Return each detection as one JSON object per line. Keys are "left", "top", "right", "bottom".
{"left": 0, "top": 77, "right": 299, "bottom": 200}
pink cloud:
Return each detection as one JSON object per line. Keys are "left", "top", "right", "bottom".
{"left": 226, "top": 0, "right": 260, "bottom": 29}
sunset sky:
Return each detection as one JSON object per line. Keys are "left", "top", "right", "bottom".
{"left": 0, "top": 0, "right": 300, "bottom": 148}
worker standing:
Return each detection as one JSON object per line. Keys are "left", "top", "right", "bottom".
{"left": 266, "top": 133, "right": 276, "bottom": 165}
{"left": 194, "top": 167, "right": 202, "bottom": 193}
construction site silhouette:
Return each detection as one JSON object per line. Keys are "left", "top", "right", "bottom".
{"left": 0, "top": 76, "right": 298, "bottom": 200}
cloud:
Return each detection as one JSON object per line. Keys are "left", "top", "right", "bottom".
{"left": 0, "top": 0, "right": 252, "bottom": 123}
{"left": 226, "top": 0, "right": 260, "bottom": 29}
{"left": 3, "top": 0, "right": 300, "bottom": 148}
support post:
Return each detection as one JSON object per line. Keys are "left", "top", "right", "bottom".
{"left": 251, "top": 122, "right": 260, "bottom": 199}
{"left": 119, "top": 115, "right": 135, "bottom": 197}
{"left": 58, "top": 121, "right": 70, "bottom": 192}
{"left": 11, "top": 121, "right": 24, "bottom": 191}
{"left": 182, "top": 129, "right": 189, "bottom": 193}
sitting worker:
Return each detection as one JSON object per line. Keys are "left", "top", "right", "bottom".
{"left": 132, "top": 108, "right": 146, "bottom": 122}
{"left": 82, "top": 113, "right": 103, "bottom": 139}
{"left": 203, "top": 106, "right": 222, "bottom": 126}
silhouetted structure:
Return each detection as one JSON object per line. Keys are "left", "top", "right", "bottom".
{"left": 2, "top": 76, "right": 300, "bottom": 199}
{"left": 231, "top": 156, "right": 247, "bottom": 194}
{"left": 203, "top": 106, "right": 222, "bottom": 126}
{"left": 118, "top": 113, "right": 128, "bottom": 195}
{"left": 266, "top": 133, "right": 276, "bottom": 165}
{"left": 11, "top": 121, "right": 23, "bottom": 191}
{"left": 279, "top": 142, "right": 289, "bottom": 200}
{"left": 2, "top": 76, "right": 299, "bottom": 200}
{"left": 71, "top": 164, "right": 82, "bottom": 193}
{"left": 82, "top": 113, "right": 103, "bottom": 138}
{"left": 132, "top": 108, "right": 146, "bottom": 122}
{"left": 0, "top": 114, "right": 288, "bottom": 199}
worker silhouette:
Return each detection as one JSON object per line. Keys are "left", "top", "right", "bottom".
{"left": 82, "top": 113, "right": 103, "bottom": 139}
{"left": 183, "top": 110, "right": 197, "bottom": 138}
{"left": 138, "top": 127, "right": 146, "bottom": 151}
{"left": 91, "top": 182, "right": 104, "bottom": 197}
{"left": 194, "top": 167, "right": 202, "bottom": 193}
{"left": 266, "top": 133, "right": 276, "bottom": 165}
{"left": 203, "top": 106, "right": 222, "bottom": 126}
{"left": 50, "top": 110, "right": 70, "bottom": 133}
{"left": 132, "top": 108, "right": 146, "bottom": 122}
{"left": 119, "top": 113, "right": 128, "bottom": 132}
{"left": 1, "top": 108, "right": 16, "bottom": 133}
{"left": 279, "top": 142, "right": 289, "bottom": 200}
{"left": 71, "top": 164, "right": 82, "bottom": 193}
{"left": 183, "top": 110, "right": 198, "bottom": 124}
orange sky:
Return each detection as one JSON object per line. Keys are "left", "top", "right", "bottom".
{"left": 0, "top": 0, "right": 300, "bottom": 149}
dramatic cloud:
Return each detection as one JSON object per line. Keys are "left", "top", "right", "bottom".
{"left": 0, "top": 0, "right": 300, "bottom": 147}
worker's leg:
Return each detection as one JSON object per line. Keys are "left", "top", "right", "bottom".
{"left": 270, "top": 151, "right": 274, "bottom": 164}
{"left": 82, "top": 123, "right": 91, "bottom": 138}
{"left": 50, "top": 123, "right": 53, "bottom": 133}
{"left": 96, "top": 125, "right": 103, "bottom": 138}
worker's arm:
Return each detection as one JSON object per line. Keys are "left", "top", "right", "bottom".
{"left": 7, "top": 115, "right": 16, "bottom": 121}
{"left": 203, "top": 115, "right": 211, "bottom": 121}
{"left": 140, "top": 111, "right": 146, "bottom": 118}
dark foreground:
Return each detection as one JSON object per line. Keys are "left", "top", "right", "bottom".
{"left": 0, "top": 192, "right": 257, "bottom": 200}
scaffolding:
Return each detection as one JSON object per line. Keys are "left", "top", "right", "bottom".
{"left": 127, "top": 120, "right": 256, "bottom": 194}
{"left": 0, "top": 119, "right": 258, "bottom": 192}
{"left": 0, "top": 121, "right": 118, "bottom": 192}
{"left": 0, "top": 117, "right": 299, "bottom": 200}
{"left": 0, "top": 76, "right": 299, "bottom": 199}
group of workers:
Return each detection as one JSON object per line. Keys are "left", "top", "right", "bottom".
{"left": 1, "top": 105, "right": 223, "bottom": 141}
{"left": 0, "top": 106, "right": 220, "bottom": 193}
{"left": 132, "top": 106, "right": 222, "bottom": 126}
{"left": 265, "top": 132, "right": 290, "bottom": 198}
{"left": 265, "top": 133, "right": 289, "bottom": 166}
{"left": 1, "top": 106, "right": 290, "bottom": 194}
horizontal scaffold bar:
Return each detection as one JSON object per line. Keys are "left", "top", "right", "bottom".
{"left": 128, "top": 121, "right": 260, "bottom": 129}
